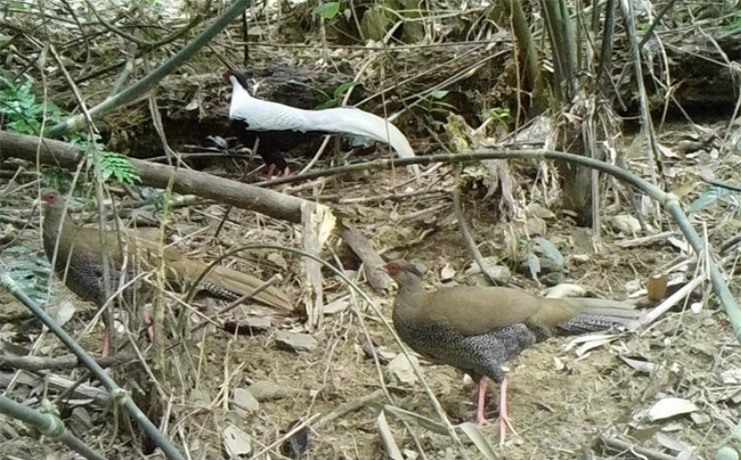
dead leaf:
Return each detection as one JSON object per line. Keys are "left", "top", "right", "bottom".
{"left": 648, "top": 398, "right": 698, "bottom": 421}
{"left": 377, "top": 411, "right": 403, "bottom": 460}
{"left": 658, "top": 143, "right": 681, "bottom": 159}
{"left": 656, "top": 431, "right": 692, "bottom": 454}
{"left": 223, "top": 424, "right": 252, "bottom": 457}
{"left": 565, "top": 334, "right": 618, "bottom": 356}
{"left": 383, "top": 405, "right": 446, "bottom": 434}
{"left": 268, "top": 253, "right": 288, "bottom": 270}
{"left": 720, "top": 369, "right": 741, "bottom": 385}
{"left": 55, "top": 300, "right": 76, "bottom": 327}
{"left": 647, "top": 274, "right": 668, "bottom": 301}
{"left": 324, "top": 296, "right": 350, "bottom": 315}
{"left": 440, "top": 264, "right": 456, "bottom": 281}
{"left": 667, "top": 237, "right": 691, "bottom": 253}
{"left": 610, "top": 215, "right": 641, "bottom": 234}
{"left": 620, "top": 356, "right": 660, "bottom": 374}
{"left": 281, "top": 420, "right": 309, "bottom": 459}
{"left": 388, "top": 354, "right": 419, "bottom": 384}
{"left": 458, "top": 423, "right": 497, "bottom": 458}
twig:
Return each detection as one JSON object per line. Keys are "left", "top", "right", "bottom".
{"left": 615, "top": 231, "right": 679, "bottom": 248}
{"left": 248, "top": 413, "right": 321, "bottom": 459}
{"left": 601, "top": 434, "right": 680, "bottom": 460}
{"left": 452, "top": 167, "right": 501, "bottom": 284}
{"left": 0, "top": 353, "right": 136, "bottom": 371}
{"left": 0, "top": 273, "right": 186, "bottom": 460}
{"left": 641, "top": 276, "right": 705, "bottom": 327}
{"left": 700, "top": 176, "right": 741, "bottom": 193}
{"left": 6, "top": 130, "right": 739, "bottom": 341}
{"left": 189, "top": 276, "right": 282, "bottom": 333}
{"left": 0, "top": 394, "right": 106, "bottom": 460}
{"left": 316, "top": 389, "right": 385, "bottom": 427}
{"left": 340, "top": 223, "right": 391, "bottom": 292}
{"left": 2, "top": 129, "right": 317, "bottom": 224}
{"left": 47, "top": 0, "right": 251, "bottom": 137}
{"left": 0, "top": 370, "right": 110, "bottom": 405}
{"left": 301, "top": 202, "right": 326, "bottom": 328}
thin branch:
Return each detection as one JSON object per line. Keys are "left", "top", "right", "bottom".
{"left": 47, "top": 0, "right": 251, "bottom": 137}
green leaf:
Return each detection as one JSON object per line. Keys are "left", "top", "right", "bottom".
{"left": 0, "top": 76, "right": 139, "bottom": 185}
{"left": 41, "top": 167, "right": 73, "bottom": 191}
{"left": 333, "top": 81, "right": 357, "bottom": 98}
{"left": 313, "top": 2, "right": 340, "bottom": 19}
{"left": 488, "top": 107, "right": 510, "bottom": 122}
{"left": 3, "top": 247, "right": 53, "bottom": 305}
{"left": 316, "top": 100, "right": 335, "bottom": 110}
{"left": 316, "top": 81, "right": 357, "bottom": 109}
{"left": 0, "top": 77, "right": 67, "bottom": 136}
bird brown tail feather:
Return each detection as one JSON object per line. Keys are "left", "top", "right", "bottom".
{"left": 174, "top": 260, "right": 293, "bottom": 312}
{"left": 557, "top": 300, "right": 643, "bottom": 335}
{"left": 203, "top": 266, "right": 293, "bottom": 312}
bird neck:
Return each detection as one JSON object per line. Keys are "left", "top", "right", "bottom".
{"left": 41, "top": 204, "right": 83, "bottom": 265}
{"left": 392, "top": 274, "right": 429, "bottom": 329}
{"left": 396, "top": 274, "right": 426, "bottom": 299}
{"left": 42, "top": 205, "right": 76, "bottom": 241}
{"left": 230, "top": 79, "right": 254, "bottom": 104}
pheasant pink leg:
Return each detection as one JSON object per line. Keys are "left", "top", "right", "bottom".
{"left": 102, "top": 312, "right": 155, "bottom": 356}
{"left": 474, "top": 377, "right": 489, "bottom": 425}
{"left": 474, "top": 377, "right": 517, "bottom": 445}
{"left": 266, "top": 164, "right": 291, "bottom": 178}
{"left": 143, "top": 311, "right": 156, "bottom": 343}
{"left": 496, "top": 378, "right": 517, "bottom": 445}
{"left": 101, "top": 325, "right": 111, "bottom": 357}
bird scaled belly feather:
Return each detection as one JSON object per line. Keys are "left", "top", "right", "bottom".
{"left": 224, "top": 69, "right": 418, "bottom": 175}
{"left": 40, "top": 189, "right": 294, "bottom": 355}
{"left": 385, "top": 259, "right": 641, "bottom": 444}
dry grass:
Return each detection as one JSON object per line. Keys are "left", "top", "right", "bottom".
{"left": 1, "top": 0, "right": 740, "bottom": 459}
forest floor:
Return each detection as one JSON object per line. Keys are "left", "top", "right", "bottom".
{"left": 2, "top": 117, "right": 740, "bottom": 459}
{"left": 2, "top": 1, "right": 741, "bottom": 458}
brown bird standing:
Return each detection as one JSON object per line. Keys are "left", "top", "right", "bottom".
{"left": 386, "top": 260, "right": 641, "bottom": 443}
{"left": 40, "top": 189, "right": 293, "bottom": 355}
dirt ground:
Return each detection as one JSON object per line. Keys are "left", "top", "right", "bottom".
{"left": 2, "top": 124, "right": 740, "bottom": 459}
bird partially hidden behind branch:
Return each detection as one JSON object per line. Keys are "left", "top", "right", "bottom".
{"left": 224, "top": 69, "right": 419, "bottom": 177}
{"left": 39, "top": 189, "right": 293, "bottom": 355}
{"left": 385, "top": 259, "right": 642, "bottom": 445}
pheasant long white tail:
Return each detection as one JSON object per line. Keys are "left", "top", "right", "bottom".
{"left": 311, "top": 108, "right": 414, "bottom": 157}
{"left": 228, "top": 73, "right": 419, "bottom": 176}
{"left": 228, "top": 81, "right": 309, "bottom": 131}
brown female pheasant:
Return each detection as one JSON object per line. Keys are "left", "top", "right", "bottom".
{"left": 386, "top": 259, "right": 640, "bottom": 443}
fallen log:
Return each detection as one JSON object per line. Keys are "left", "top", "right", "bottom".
{"left": 0, "top": 130, "right": 314, "bottom": 223}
